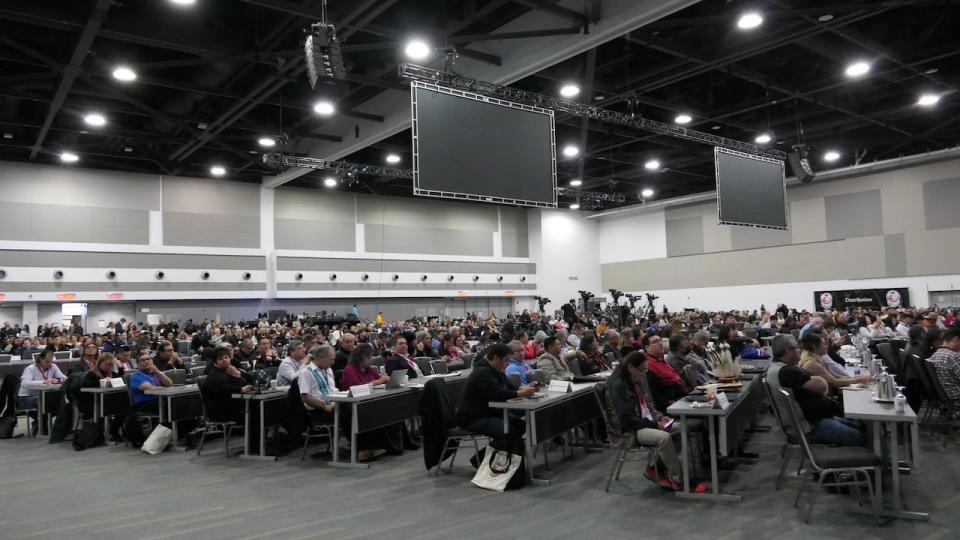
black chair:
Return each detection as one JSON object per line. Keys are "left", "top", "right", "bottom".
{"left": 460, "top": 353, "right": 476, "bottom": 369}
{"left": 429, "top": 359, "right": 449, "bottom": 375}
{"left": 421, "top": 379, "right": 484, "bottom": 477}
{"left": 876, "top": 342, "right": 901, "bottom": 377}
{"left": 763, "top": 377, "right": 804, "bottom": 490}
{"left": 778, "top": 389, "right": 881, "bottom": 524}
{"left": 164, "top": 369, "right": 187, "bottom": 385}
{"left": 505, "top": 373, "right": 521, "bottom": 387}
{"left": 593, "top": 382, "right": 662, "bottom": 493}
{"left": 195, "top": 379, "right": 238, "bottom": 458}
{"left": 923, "top": 360, "right": 959, "bottom": 445}
{"left": 370, "top": 356, "right": 386, "bottom": 370}
{"left": 413, "top": 357, "right": 433, "bottom": 376}
{"left": 527, "top": 369, "right": 546, "bottom": 385}
{"left": 565, "top": 351, "right": 583, "bottom": 377}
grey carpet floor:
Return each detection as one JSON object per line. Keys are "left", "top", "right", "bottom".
{"left": 0, "top": 417, "right": 956, "bottom": 540}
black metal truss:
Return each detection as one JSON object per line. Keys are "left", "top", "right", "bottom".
{"left": 262, "top": 153, "right": 413, "bottom": 179}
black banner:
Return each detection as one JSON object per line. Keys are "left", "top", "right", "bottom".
{"left": 814, "top": 288, "right": 910, "bottom": 311}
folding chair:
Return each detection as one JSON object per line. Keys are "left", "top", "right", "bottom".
{"left": 593, "top": 382, "right": 663, "bottom": 493}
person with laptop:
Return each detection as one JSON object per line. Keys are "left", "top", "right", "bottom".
{"left": 385, "top": 338, "right": 424, "bottom": 379}
{"left": 17, "top": 349, "right": 65, "bottom": 434}
{"left": 341, "top": 344, "right": 390, "bottom": 388}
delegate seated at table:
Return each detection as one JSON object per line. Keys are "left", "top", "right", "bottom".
{"left": 299, "top": 344, "right": 339, "bottom": 424}
{"left": 775, "top": 335, "right": 865, "bottom": 447}
{"left": 385, "top": 338, "right": 424, "bottom": 379}
{"left": 607, "top": 351, "right": 706, "bottom": 492}
{"left": 129, "top": 352, "right": 173, "bottom": 414}
{"left": 641, "top": 334, "right": 688, "bottom": 412}
{"left": 202, "top": 349, "right": 253, "bottom": 424}
{"left": 335, "top": 343, "right": 408, "bottom": 459}
{"left": 276, "top": 339, "right": 307, "bottom": 387}
{"left": 457, "top": 343, "right": 536, "bottom": 449}
{"left": 340, "top": 343, "right": 389, "bottom": 388}
{"left": 798, "top": 333, "right": 868, "bottom": 392}
{"left": 536, "top": 337, "right": 573, "bottom": 382}
{"left": 17, "top": 349, "right": 64, "bottom": 434}
{"left": 79, "top": 353, "right": 126, "bottom": 440}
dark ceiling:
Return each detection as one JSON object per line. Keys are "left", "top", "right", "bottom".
{"left": 1, "top": 1, "right": 957, "bottom": 210}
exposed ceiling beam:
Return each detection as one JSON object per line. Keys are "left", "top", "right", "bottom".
{"left": 511, "top": 0, "right": 590, "bottom": 26}
{"left": 28, "top": 0, "right": 111, "bottom": 159}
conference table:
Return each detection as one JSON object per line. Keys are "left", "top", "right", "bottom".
{"left": 667, "top": 375, "right": 764, "bottom": 502}
{"left": 489, "top": 380, "right": 605, "bottom": 486}
{"left": 231, "top": 388, "right": 289, "bottom": 461}
{"left": 841, "top": 386, "right": 927, "bottom": 521}
{"left": 145, "top": 385, "right": 203, "bottom": 450}
{"left": 80, "top": 386, "right": 131, "bottom": 442}
{"left": 325, "top": 372, "right": 470, "bottom": 469}
{"left": 20, "top": 382, "right": 63, "bottom": 436}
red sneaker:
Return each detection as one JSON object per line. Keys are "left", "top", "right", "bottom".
{"left": 643, "top": 466, "right": 658, "bottom": 484}
{"left": 658, "top": 473, "right": 677, "bottom": 490}
{"left": 692, "top": 482, "right": 708, "bottom": 493}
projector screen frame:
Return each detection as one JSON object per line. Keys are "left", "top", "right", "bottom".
{"left": 411, "top": 80, "right": 558, "bottom": 208}
{"left": 714, "top": 146, "right": 788, "bottom": 230}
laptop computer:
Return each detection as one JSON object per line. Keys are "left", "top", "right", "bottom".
{"left": 386, "top": 369, "right": 407, "bottom": 389}
{"left": 0, "top": 354, "right": 11, "bottom": 363}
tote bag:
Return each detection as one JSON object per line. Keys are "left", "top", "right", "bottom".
{"left": 470, "top": 445, "right": 523, "bottom": 492}
{"left": 141, "top": 424, "right": 173, "bottom": 455}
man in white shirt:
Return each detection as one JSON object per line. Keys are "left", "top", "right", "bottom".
{"left": 276, "top": 340, "right": 307, "bottom": 387}
{"left": 18, "top": 349, "right": 65, "bottom": 433}
{"left": 567, "top": 324, "right": 585, "bottom": 349}
{"left": 298, "top": 344, "right": 339, "bottom": 423}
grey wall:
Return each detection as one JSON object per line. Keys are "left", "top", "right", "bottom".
{"left": 163, "top": 176, "right": 260, "bottom": 248}
{"left": 274, "top": 188, "right": 357, "bottom": 251}
{"left": 604, "top": 158, "right": 960, "bottom": 291}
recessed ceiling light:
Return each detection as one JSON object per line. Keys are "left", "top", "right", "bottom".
{"left": 313, "top": 100, "right": 335, "bottom": 115}
{"left": 562, "top": 145, "right": 579, "bottom": 158}
{"left": 123, "top": 146, "right": 133, "bottom": 152}
{"left": 560, "top": 84, "right": 580, "bottom": 98}
{"left": 210, "top": 165, "right": 226, "bottom": 177}
{"left": 569, "top": 203, "right": 580, "bottom": 210}
{"left": 674, "top": 113, "right": 692, "bottom": 125}
{"left": 823, "top": 150, "right": 840, "bottom": 162}
{"left": 845, "top": 61, "right": 871, "bottom": 78}
{"left": 755, "top": 133, "right": 772, "bottom": 144}
{"left": 404, "top": 39, "right": 431, "bottom": 60}
{"left": 83, "top": 112, "right": 106, "bottom": 127}
{"left": 641, "top": 188, "right": 654, "bottom": 198}
{"left": 644, "top": 159, "right": 661, "bottom": 170}
{"left": 711, "top": 125, "right": 721, "bottom": 130}
{"left": 323, "top": 177, "right": 337, "bottom": 188}
{"left": 818, "top": 14, "right": 834, "bottom": 22}
{"left": 925, "top": 67, "right": 939, "bottom": 74}
{"left": 257, "top": 137, "right": 276, "bottom": 148}
{"left": 594, "top": 95, "right": 605, "bottom": 101}
{"left": 111, "top": 66, "right": 136, "bottom": 82}
{"left": 2, "top": 133, "right": 12, "bottom": 139}
{"left": 169, "top": 0, "right": 196, "bottom": 5}
{"left": 569, "top": 178, "right": 582, "bottom": 187}
{"left": 385, "top": 153, "right": 401, "bottom": 164}
{"left": 197, "top": 122, "right": 208, "bottom": 130}
{"left": 917, "top": 94, "right": 940, "bottom": 107}
{"left": 737, "top": 12, "right": 763, "bottom": 30}
{"left": 60, "top": 151, "right": 79, "bottom": 163}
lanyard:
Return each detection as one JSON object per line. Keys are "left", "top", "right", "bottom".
{"left": 39, "top": 366, "right": 50, "bottom": 381}
{"left": 309, "top": 368, "right": 330, "bottom": 396}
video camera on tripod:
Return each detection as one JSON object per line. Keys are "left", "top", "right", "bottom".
{"left": 533, "top": 295, "right": 551, "bottom": 315}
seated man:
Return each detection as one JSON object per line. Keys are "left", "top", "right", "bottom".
{"left": 298, "top": 344, "right": 339, "bottom": 424}
{"left": 665, "top": 333, "right": 705, "bottom": 384}
{"left": 537, "top": 336, "right": 573, "bottom": 382}
{"left": 928, "top": 328, "right": 960, "bottom": 406}
{"left": 385, "top": 338, "right": 424, "bottom": 379}
{"left": 202, "top": 349, "right": 253, "bottom": 424}
{"left": 334, "top": 333, "right": 357, "bottom": 371}
{"left": 602, "top": 330, "right": 623, "bottom": 363}
{"left": 153, "top": 341, "right": 184, "bottom": 372}
{"left": 17, "top": 349, "right": 65, "bottom": 434}
{"left": 250, "top": 337, "right": 279, "bottom": 370}
{"left": 778, "top": 335, "right": 865, "bottom": 446}
{"left": 798, "top": 332, "right": 868, "bottom": 393}
{"left": 457, "top": 343, "right": 535, "bottom": 449}
{"left": 641, "top": 334, "right": 688, "bottom": 411}
{"left": 129, "top": 352, "right": 174, "bottom": 414}
{"left": 412, "top": 330, "right": 439, "bottom": 359}
{"left": 504, "top": 340, "right": 531, "bottom": 386}
{"left": 607, "top": 351, "right": 705, "bottom": 492}
{"left": 276, "top": 339, "right": 307, "bottom": 387}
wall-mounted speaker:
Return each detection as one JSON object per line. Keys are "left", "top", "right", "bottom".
{"left": 155, "top": 271, "right": 165, "bottom": 280}
{"left": 392, "top": 274, "right": 400, "bottom": 281}
{"left": 520, "top": 276, "right": 526, "bottom": 282}
{"left": 201, "top": 271, "right": 211, "bottom": 280}
{"left": 447, "top": 275, "right": 455, "bottom": 281}
{"left": 295, "top": 273, "right": 304, "bottom": 281}
{"left": 497, "top": 276, "right": 504, "bottom": 282}
{"left": 329, "top": 273, "right": 337, "bottom": 281}
{"left": 420, "top": 274, "right": 428, "bottom": 281}
{"left": 361, "top": 273, "right": 370, "bottom": 281}
{"left": 242, "top": 272, "right": 252, "bottom": 281}
{"left": 0, "top": 269, "right": 7, "bottom": 279}
{"left": 106, "top": 271, "right": 117, "bottom": 279}
{"left": 473, "top": 275, "right": 480, "bottom": 282}
{"left": 53, "top": 270, "right": 64, "bottom": 280}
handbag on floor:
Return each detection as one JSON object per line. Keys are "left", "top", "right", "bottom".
{"left": 141, "top": 424, "right": 173, "bottom": 455}
{"left": 72, "top": 422, "right": 104, "bottom": 451}
{"left": 471, "top": 443, "right": 524, "bottom": 492}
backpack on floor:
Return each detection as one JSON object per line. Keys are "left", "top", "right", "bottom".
{"left": 122, "top": 411, "right": 147, "bottom": 448}
{"left": 72, "top": 421, "right": 104, "bottom": 451}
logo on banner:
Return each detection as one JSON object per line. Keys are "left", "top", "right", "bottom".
{"left": 885, "top": 290, "right": 902, "bottom": 308}
{"left": 819, "top": 292, "right": 833, "bottom": 309}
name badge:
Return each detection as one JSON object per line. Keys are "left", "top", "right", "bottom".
{"left": 548, "top": 379, "right": 572, "bottom": 393}
{"left": 109, "top": 377, "right": 126, "bottom": 388}
{"left": 349, "top": 384, "right": 372, "bottom": 397}
{"left": 714, "top": 392, "right": 730, "bottom": 410}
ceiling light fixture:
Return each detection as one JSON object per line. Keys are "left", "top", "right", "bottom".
{"left": 569, "top": 203, "right": 580, "bottom": 210}
{"left": 257, "top": 137, "right": 276, "bottom": 148}
{"left": 111, "top": 66, "right": 137, "bottom": 82}
{"left": 755, "top": 133, "right": 772, "bottom": 144}
{"left": 641, "top": 188, "right": 654, "bottom": 198}
{"left": 917, "top": 94, "right": 940, "bottom": 107}
{"left": 818, "top": 14, "right": 834, "bottom": 22}
{"left": 169, "top": 0, "right": 196, "bottom": 5}
{"left": 385, "top": 153, "right": 401, "bottom": 164}
{"left": 823, "top": 150, "right": 840, "bottom": 162}
{"left": 210, "top": 165, "right": 226, "bottom": 177}
{"left": 569, "top": 179, "right": 582, "bottom": 187}
{"left": 560, "top": 84, "right": 580, "bottom": 98}
{"left": 845, "top": 61, "right": 871, "bottom": 78}
{"left": 644, "top": 159, "right": 660, "bottom": 171}
{"left": 737, "top": 12, "right": 763, "bottom": 30}
{"left": 83, "top": 112, "right": 106, "bottom": 127}
{"left": 674, "top": 113, "right": 692, "bottom": 125}
{"left": 323, "top": 177, "right": 337, "bottom": 188}
{"left": 562, "top": 145, "right": 579, "bottom": 158}
{"left": 404, "top": 39, "right": 431, "bottom": 60}
{"left": 60, "top": 152, "right": 79, "bottom": 163}
{"left": 313, "top": 100, "right": 335, "bottom": 115}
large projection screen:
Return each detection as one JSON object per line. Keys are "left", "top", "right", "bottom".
{"left": 714, "top": 147, "right": 788, "bottom": 229}
{"left": 411, "top": 81, "right": 557, "bottom": 208}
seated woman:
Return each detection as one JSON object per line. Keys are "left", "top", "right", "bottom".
{"left": 79, "top": 353, "right": 124, "bottom": 440}
{"left": 798, "top": 332, "right": 869, "bottom": 393}
{"left": 341, "top": 344, "right": 389, "bottom": 388}
{"left": 577, "top": 335, "right": 611, "bottom": 375}
{"left": 77, "top": 342, "right": 100, "bottom": 373}
{"left": 518, "top": 331, "right": 536, "bottom": 361}
{"left": 339, "top": 344, "right": 410, "bottom": 457}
